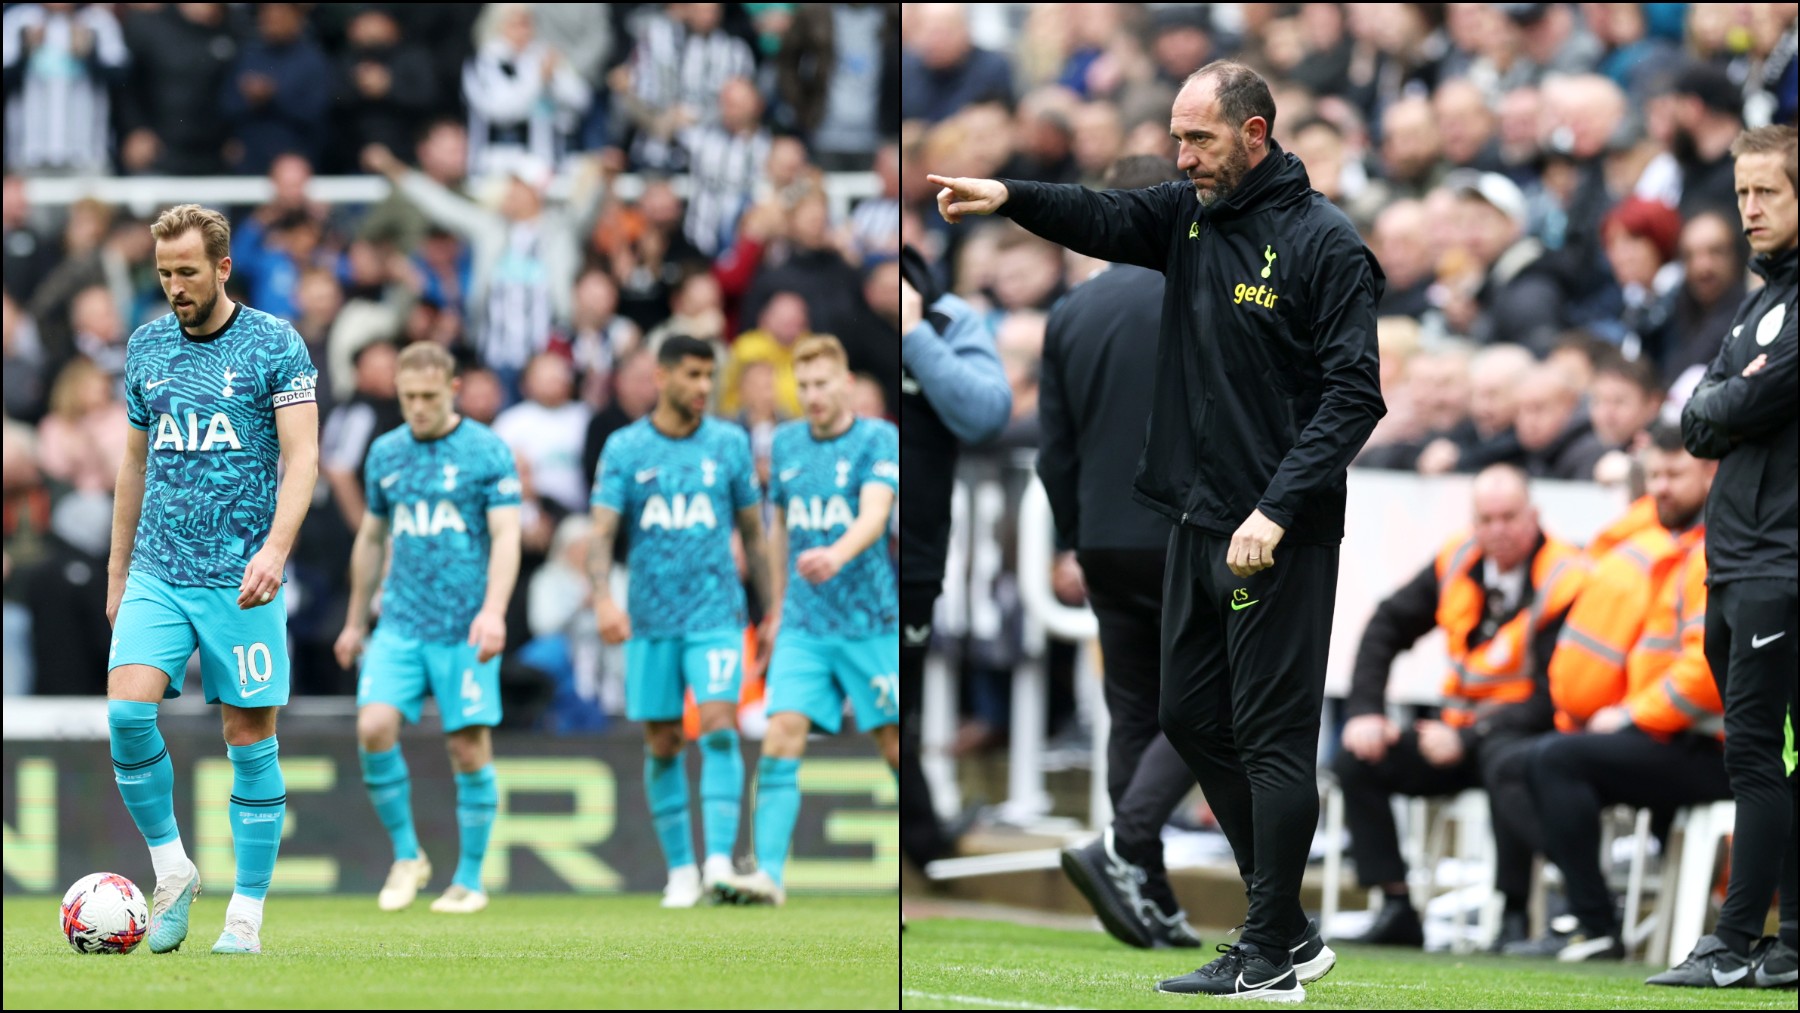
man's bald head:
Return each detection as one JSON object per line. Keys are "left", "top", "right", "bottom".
{"left": 1471, "top": 463, "right": 1539, "bottom": 572}
{"left": 1468, "top": 343, "right": 1535, "bottom": 438}
{"left": 1514, "top": 362, "right": 1581, "bottom": 452}
{"left": 914, "top": 3, "right": 972, "bottom": 70}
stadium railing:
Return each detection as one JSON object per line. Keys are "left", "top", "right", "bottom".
{"left": 23, "top": 171, "right": 882, "bottom": 224}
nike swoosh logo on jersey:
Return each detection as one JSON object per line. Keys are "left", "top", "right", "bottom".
{"left": 636, "top": 469, "right": 658, "bottom": 483}
{"left": 1751, "top": 631, "right": 1786, "bottom": 649}
{"left": 380, "top": 473, "right": 400, "bottom": 488}
{"left": 1713, "top": 964, "right": 1750, "bottom": 986}
{"left": 240, "top": 684, "right": 273, "bottom": 700}
{"left": 146, "top": 378, "right": 176, "bottom": 390}
{"left": 903, "top": 624, "right": 931, "bottom": 645}
{"left": 780, "top": 467, "right": 803, "bottom": 481}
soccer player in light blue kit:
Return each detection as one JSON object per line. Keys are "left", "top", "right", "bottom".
{"left": 334, "top": 342, "right": 522, "bottom": 914}
{"left": 106, "top": 205, "right": 319, "bottom": 955}
{"left": 589, "top": 335, "right": 773, "bottom": 906}
{"left": 723, "top": 335, "right": 900, "bottom": 906}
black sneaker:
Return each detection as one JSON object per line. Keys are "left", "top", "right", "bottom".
{"left": 1503, "top": 930, "right": 1572, "bottom": 958}
{"left": 1061, "top": 831, "right": 1155, "bottom": 949}
{"left": 1290, "top": 918, "right": 1337, "bottom": 984}
{"left": 1343, "top": 899, "right": 1424, "bottom": 947}
{"left": 1646, "top": 934, "right": 1753, "bottom": 988}
{"left": 1138, "top": 872, "right": 1204, "bottom": 949}
{"left": 1555, "top": 933, "right": 1625, "bottom": 962}
{"left": 1156, "top": 941, "right": 1305, "bottom": 1002}
{"left": 1487, "top": 910, "right": 1530, "bottom": 953}
{"left": 1751, "top": 936, "right": 1798, "bottom": 988}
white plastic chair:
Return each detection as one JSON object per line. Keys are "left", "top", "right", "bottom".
{"left": 1662, "top": 800, "right": 1737, "bottom": 966}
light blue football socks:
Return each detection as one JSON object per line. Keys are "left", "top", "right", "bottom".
{"left": 753, "top": 756, "right": 802, "bottom": 886}
{"left": 359, "top": 745, "right": 420, "bottom": 862}
{"left": 453, "top": 765, "right": 498, "bottom": 891}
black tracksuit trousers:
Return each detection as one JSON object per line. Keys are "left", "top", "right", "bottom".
{"left": 1079, "top": 548, "right": 1195, "bottom": 873}
{"left": 899, "top": 581, "right": 948, "bottom": 870}
{"left": 1705, "top": 578, "right": 1800, "bottom": 952}
{"left": 1528, "top": 727, "right": 1731, "bottom": 937}
{"left": 1159, "top": 524, "right": 1340, "bottom": 950}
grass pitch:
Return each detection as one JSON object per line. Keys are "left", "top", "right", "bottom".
{"left": 901, "top": 917, "right": 1796, "bottom": 1010}
{"left": 4, "top": 894, "right": 897, "bottom": 1009}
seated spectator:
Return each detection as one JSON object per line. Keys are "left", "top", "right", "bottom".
{"left": 900, "top": 3, "right": 1013, "bottom": 125}
{"left": 721, "top": 292, "right": 811, "bottom": 418}
{"left": 734, "top": 360, "right": 783, "bottom": 492}
{"left": 1433, "top": 78, "right": 1504, "bottom": 173}
{"left": 1440, "top": 171, "right": 1565, "bottom": 354}
{"left": 68, "top": 285, "right": 127, "bottom": 398}
{"left": 1519, "top": 425, "right": 1724, "bottom": 960}
{"left": 493, "top": 352, "right": 591, "bottom": 518}
{"left": 1419, "top": 342, "right": 1533, "bottom": 475}
{"left": 319, "top": 340, "right": 403, "bottom": 531}
{"left": 1361, "top": 317, "right": 1424, "bottom": 453}
{"left": 1511, "top": 362, "right": 1610, "bottom": 481}
{"left": 1370, "top": 199, "right": 1434, "bottom": 320}
{"left": 456, "top": 365, "right": 506, "bottom": 427}
{"left": 1334, "top": 465, "right": 1586, "bottom": 951}
{"left": 851, "top": 372, "right": 888, "bottom": 419}
{"left": 1647, "top": 210, "right": 1745, "bottom": 388}
{"left": 847, "top": 142, "right": 902, "bottom": 266}
{"left": 565, "top": 268, "right": 640, "bottom": 407}
{"left": 741, "top": 190, "right": 868, "bottom": 350}
{"left": 223, "top": 2, "right": 332, "bottom": 175}
{"left": 645, "top": 269, "right": 728, "bottom": 367}
{"left": 1588, "top": 354, "right": 1663, "bottom": 484}
{"left": 1379, "top": 97, "right": 1447, "bottom": 201}
{"left": 21, "top": 490, "right": 113, "bottom": 696}
{"left": 463, "top": 2, "right": 591, "bottom": 177}
{"left": 1598, "top": 196, "right": 1683, "bottom": 359}
{"left": 28, "top": 212, "right": 155, "bottom": 374}
{"left": 582, "top": 347, "right": 657, "bottom": 501}
{"left": 1359, "top": 341, "right": 1475, "bottom": 471}
{"left": 35, "top": 356, "right": 127, "bottom": 494}
{"left": 3, "top": 291, "right": 44, "bottom": 423}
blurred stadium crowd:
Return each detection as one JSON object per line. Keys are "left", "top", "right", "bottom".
{"left": 1, "top": 2, "right": 902, "bottom": 723}
{"left": 899, "top": 2, "right": 1796, "bottom": 749}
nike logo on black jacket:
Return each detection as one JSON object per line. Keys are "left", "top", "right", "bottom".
{"left": 1680, "top": 243, "right": 1798, "bottom": 584}
{"left": 997, "top": 140, "right": 1386, "bottom": 545}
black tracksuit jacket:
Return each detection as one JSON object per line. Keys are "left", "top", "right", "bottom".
{"left": 998, "top": 140, "right": 1386, "bottom": 544}
{"left": 1681, "top": 244, "right": 1798, "bottom": 585}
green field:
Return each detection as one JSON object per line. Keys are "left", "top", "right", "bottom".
{"left": 902, "top": 918, "right": 1797, "bottom": 1010}
{"left": 4, "top": 894, "right": 897, "bottom": 1009}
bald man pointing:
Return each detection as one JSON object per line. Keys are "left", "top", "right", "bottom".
{"left": 930, "top": 61, "right": 1385, "bottom": 1001}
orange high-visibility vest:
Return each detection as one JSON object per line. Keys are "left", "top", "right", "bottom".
{"left": 1586, "top": 494, "right": 1659, "bottom": 560}
{"left": 1435, "top": 532, "right": 1587, "bottom": 728}
{"left": 1549, "top": 523, "right": 1702, "bottom": 730}
{"left": 1627, "top": 540, "right": 1722, "bottom": 739}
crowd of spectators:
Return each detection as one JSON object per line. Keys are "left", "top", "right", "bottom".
{"left": 904, "top": 3, "right": 1794, "bottom": 484}
{"left": 900, "top": 2, "right": 1795, "bottom": 752}
{"left": 2, "top": 3, "right": 902, "bottom": 718}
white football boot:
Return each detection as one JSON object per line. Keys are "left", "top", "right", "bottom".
{"left": 662, "top": 864, "right": 703, "bottom": 908}
{"left": 377, "top": 854, "right": 433, "bottom": 911}
{"left": 429, "top": 884, "right": 489, "bottom": 914}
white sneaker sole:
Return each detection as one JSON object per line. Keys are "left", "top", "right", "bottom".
{"left": 1154, "top": 983, "right": 1307, "bottom": 1003}
{"left": 1294, "top": 944, "right": 1336, "bottom": 984}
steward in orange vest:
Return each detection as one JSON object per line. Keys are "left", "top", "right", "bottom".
{"left": 1521, "top": 423, "right": 1726, "bottom": 961}
{"left": 1333, "top": 464, "right": 1586, "bottom": 950}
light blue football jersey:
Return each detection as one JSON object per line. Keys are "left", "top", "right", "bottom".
{"left": 592, "top": 416, "right": 760, "bottom": 637}
{"left": 124, "top": 304, "right": 319, "bottom": 587}
{"left": 364, "top": 418, "right": 522, "bottom": 643}
{"left": 769, "top": 417, "right": 899, "bottom": 638}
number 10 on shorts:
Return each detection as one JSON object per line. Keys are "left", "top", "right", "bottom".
{"left": 233, "top": 642, "right": 274, "bottom": 686}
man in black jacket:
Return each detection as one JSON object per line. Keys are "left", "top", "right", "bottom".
{"left": 930, "top": 61, "right": 1385, "bottom": 1000}
{"left": 1038, "top": 154, "right": 1198, "bottom": 952}
{"left": 1658, "top": 123, "right": 1799, "bottom": 991}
